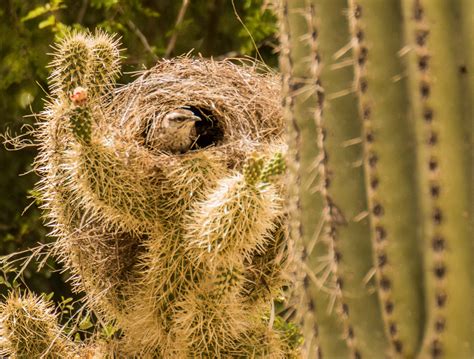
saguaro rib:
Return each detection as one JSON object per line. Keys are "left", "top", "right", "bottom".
{"left": 310, "top": 1, "right": 388, "bottom": 357}
{"left": 401, "top": 1, "right": 472, "bottom": 357}
{"left": 280, "top": 0, "right": 349, "bottom": 357}
{"left": 347, "top": 1, "right": 424, "bottom": 356}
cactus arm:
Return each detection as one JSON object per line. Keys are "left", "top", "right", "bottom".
{"left": 172, "top": 158, "right": 284, "bottom": 356}
{"left": 46, "top": 31, "right": 155, "bottom": 230}
{"left": 88, "top": 30, "right": 122, "bottom": 98}
{"left": 181, "top": 154, "right": 284, "bottom": 290}
{"left": 461, "top": 1, "right": 474, "bottom": 351}
{"left": 0, "top": 292, "right": 77, "bottom": 358}
{"left": 279, "top": 0, "right": 349, "bottom": 357}
{"left": 347, "top": 1, "right": 424, "bottom": 356}
{"left": 184, "top": 172, "right": 282, "bottom": 267}
{"left": 48, "top": 31, "right": 92, "bottom": 100}
{"left": 401, "top": 1, "right": 472, "bottom": 357}
{"left": 311, "top": 1, "right": 388, "bottom": 357}
{"left": 67, "top": 140, "right": 163, "bottom": 231}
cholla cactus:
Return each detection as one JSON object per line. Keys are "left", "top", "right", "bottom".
{"left": 1, "top": 30, "right": 300, "bottom": 357}
{"left": 0, "top": 292, "right": 77, "bottom": 358}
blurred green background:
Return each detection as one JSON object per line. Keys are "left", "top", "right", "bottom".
{"left": 0, "top": 0, "right": 278, "bottom": 303}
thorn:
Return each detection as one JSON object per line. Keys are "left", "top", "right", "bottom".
{"left": 353, "top": 210, "right": 368, "bottom": 222}
{"left": 363, "top": 267, "right": 377, "bottom": 285}
{"left": 327, "top": 288, "right": 338, "bottom": 314}
{"left": 306, "top": 215, "right": 326, "bottom": 255}
{"left": 330, "top": 59, "right": 354, "bottom": 70}
{"left": 301, "top": 262, "right": 334, "bottom": 294}
{"left": 391, "top": 73, "right": 405, "bottom": 82}
{"left": 398, "top": 45, "right": 411, "bottom": 57}
{"left": 327, "top": 88, "right": 353, "bottom": 100}
{"left": 333, "top": 41, "right": 353, "bottom": 60}
{"left": 342, "top": 137, "right": 363, "bottom": 147}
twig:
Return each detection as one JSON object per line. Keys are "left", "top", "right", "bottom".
{"left": 231, "top": 0, "right": 265, "bottom": 64}
{"left": 165, "top": 0, "right": 191, "bottom": 58}
{"left": 126, "top": 19, "right": 158, "bottom": 61}
{"left": 76, "top": 0, "right": 89, "bottom": 24}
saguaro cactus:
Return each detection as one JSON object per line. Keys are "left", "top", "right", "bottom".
{"left": 1, "top": 30, "right": 300, "bottom": 357}
{"left": 280, "top": 1, "right": 472, "bottom": 358}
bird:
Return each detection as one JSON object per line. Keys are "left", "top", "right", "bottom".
{"left": 146, "top": 108, "right": 201, "bottom": 153}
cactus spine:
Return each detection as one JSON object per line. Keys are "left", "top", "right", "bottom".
{"left": 280, "top": 0, "right": 472, "bottom": 358}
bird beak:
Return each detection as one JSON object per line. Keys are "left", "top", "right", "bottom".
{"left": 187, "top": 115, "right": 201, "bottom": 122}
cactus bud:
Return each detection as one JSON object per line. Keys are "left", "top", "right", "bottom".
{"left": 260, "top": 152, "right": 286, "bottom": 184}
{"left": 243, "top": 153, "right": 265, "bottom": 186}
{"left": 70, "top": 86, "right": 88, "bottom": 105}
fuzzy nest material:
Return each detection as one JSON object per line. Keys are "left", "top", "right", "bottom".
{"left": 108, "top": 56, "right": 284, "bottom": 166}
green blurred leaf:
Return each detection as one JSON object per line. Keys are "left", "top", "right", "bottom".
{"left": 90, "top": 0, "right": 119, "bottom": 10}
{"left": 21, "top": 6, "right": 48, "bottom": 22}
{"left": 38, "top": 15, "right": 56, "bottom": 29}
{"left": 3, "top": 234, "right": 15, "bottom": 242}
{"left": 61, "top": 296, "right": 73, "bottom": 304}
{"left": 102, "top": 323, "right": 118, "bottom": 338}
{"left": 43, "top": 291, "right": 54, "bottom": 301}
{"left": 21, "top": 1, "right": 64, "bottom": 22}
{"left": 79, "top": 315, "right": 94, "bottom": 330}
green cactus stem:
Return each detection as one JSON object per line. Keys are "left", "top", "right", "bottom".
{"left": 313, "top": 1, "right": 388, "bottom": 357}
{"left": 347, "top": 1, "right": 424, "bottom": 356}
{"left": 401, "top": 1, "right": 472, "bottom": 357}
{"left": 68, "top": 102, "right": 93, "bottom": 143}
{"left": 461, "top": 1, "right": 474, "bottom": 348}
{"left": 48, "top": 31, "right": 91, "bottom": 99}
{"left": 243, "top": 153, "right": 265, "bottom": 186}
{"left": 260, "top": 152, "right": 286, "bottom": 184}
{"left": 281, "top": 0, "right": 473, "bottom": 358}
{"left": 279, "top": 1, "right": 349, "bottom": 357}
{"left": 88, "top": 30, "right": 122, "bottom": 98}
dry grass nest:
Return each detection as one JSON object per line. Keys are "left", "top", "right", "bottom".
{"left": 108, "top": 56, "right": 284, "bottom": 168}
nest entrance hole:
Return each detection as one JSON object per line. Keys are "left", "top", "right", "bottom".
{"left": 188, "top": 106, "right": 224, "bottom": 150}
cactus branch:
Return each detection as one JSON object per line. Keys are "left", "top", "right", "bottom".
{"left": 0, "top": 292, "right": 77, "bottom": 358}
{"left": 279, "top": 0, "right": 349, "bottom": 357}
{"left": 347, "top": 1, "right": 425, "bottom": 356}
{"left": 311, "top": 1, "right": 388, "bottom": 357}
{"left": 401, "top": 1, "right": 472, "bottom": 357}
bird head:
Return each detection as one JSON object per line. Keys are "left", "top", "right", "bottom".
{"left": 162, "top": 109, "right": 201, "bottom": 130}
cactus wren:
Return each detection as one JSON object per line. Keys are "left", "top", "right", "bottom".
{"left": 147, "top": 108, "right": 201, "bottom": 153}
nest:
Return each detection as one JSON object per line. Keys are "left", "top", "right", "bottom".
{"left": 108, "top": 56, "right": 284, "bottom": 167}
